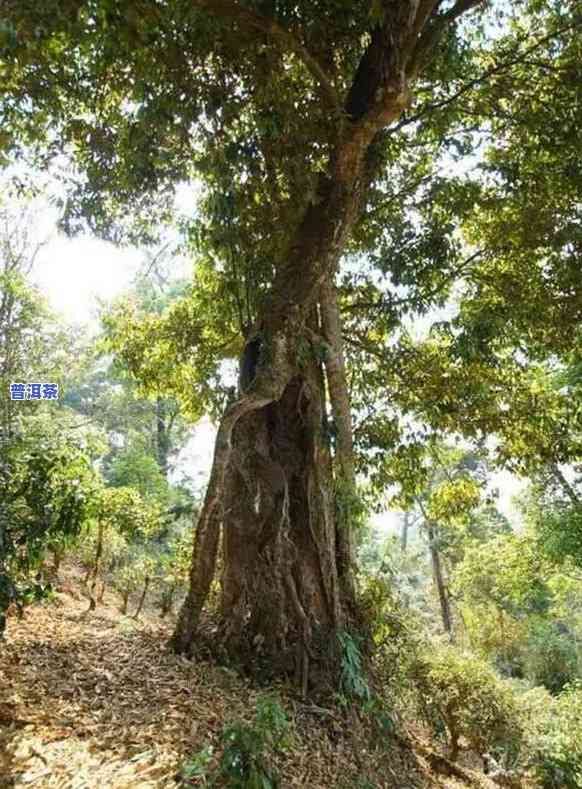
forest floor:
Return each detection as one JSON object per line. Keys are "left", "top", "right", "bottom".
{"left": 0, "top": 566, "right": 508, "bottom": 788}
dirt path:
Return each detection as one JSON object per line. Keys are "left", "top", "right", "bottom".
{"left": 0, "top": 591, "right": 242, "bottom": 787}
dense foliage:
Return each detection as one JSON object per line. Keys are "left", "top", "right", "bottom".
{"left": 0, "top": 412, "right": 98, "bottom": 632}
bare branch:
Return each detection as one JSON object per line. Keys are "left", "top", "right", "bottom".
{"left": 139, "top": 241, "right": 172, "bottom": 286}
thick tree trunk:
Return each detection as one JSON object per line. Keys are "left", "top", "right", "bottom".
{"left": 222, "top": 367, "right": 343, "bottom": 673}
{"left": 173, "top": 348, "right": 349, "bottom": 690}
{"left": 170, "top": 146, "right": 375, "bottom": 686}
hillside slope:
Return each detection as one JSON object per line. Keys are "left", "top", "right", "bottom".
{"left": 0, "top": 571, "right": 504, "bottom": 788}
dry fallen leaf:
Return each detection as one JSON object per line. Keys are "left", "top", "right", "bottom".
{"left": 0, "top": 563, "right": 500, "bottom": 788}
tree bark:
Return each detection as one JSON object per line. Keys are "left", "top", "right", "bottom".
{"left": 156, "top": 396, "right": 171, "bottom": 479}
{"left": 170, "top": 133, "right": 376, "bottom": 679}
{"left": 320, "top": 282, "right": 358, "bottom": 613}
{"left": 173, "top": 348, "right": 347, "bottom": 688}
{"left": 427, "top": 523, "right": 454, "bottom": 641}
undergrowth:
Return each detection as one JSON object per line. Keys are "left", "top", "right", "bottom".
{"left": 179, "top": 695, "right": 292, "bottom": 788}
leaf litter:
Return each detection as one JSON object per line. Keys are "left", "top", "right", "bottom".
{"left": 0, "top": 569, "right": 497, "bottom": 788}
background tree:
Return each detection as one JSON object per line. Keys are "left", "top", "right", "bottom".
{"left": 0, "top": 411, "right": 99, "bottom": 633}
{"left": 83, "top": 485, "right": 161, "bottom": 605}
{"left": 0, "top": 198, "right": 74, "bottom": 438}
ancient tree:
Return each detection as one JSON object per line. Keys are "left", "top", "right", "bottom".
{"left": 1, "top": 0, "right": 486, "bottom": 685}
{"left": 165, "top": 0, "right": 484, "bottom": 681}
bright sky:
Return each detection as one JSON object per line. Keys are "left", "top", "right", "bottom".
{"left": 25, "top": 177, "right": 199, "bottom": 327}
{"left": 33, "top": 236, "right": 143, "bottom": 327}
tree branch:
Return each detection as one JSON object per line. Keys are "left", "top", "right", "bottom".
{"left": 191, "top": 0, "right": 341, "bottom": 114}
{"left": 342, "top": 248, "right": 484, "bottom": 315}
{"left": 396, "top": 16, "right": 582, "bottom": 132}
{"left": 550, "top": 464, "right": 580, "bottom": 506}
{"left": 404, "top": 0, "right": 441, "bottom": 58}
{"left": 339, "top": 0, "right": 484, "bottom": 155}
{"left": 407, "top": 0, "right": 484, "bottom": 78}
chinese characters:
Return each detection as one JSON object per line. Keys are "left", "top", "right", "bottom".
{"left": 9, "top": 383, "right": 59, "bottom": 401}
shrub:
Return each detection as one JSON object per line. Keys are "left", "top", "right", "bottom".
{"left": 0, "top": 418, "right": 98, "bottom": 632}
{"left": 520, "top": 681, "right": 582, "bottom": 788}
{"left": 410, "top": 645, "right": 523, "bottom": 763}
{"left": 522, "top": 620, "right": 579, "bottom": 694}
{"left": 180, "top": 695, "right": 292, "bottom": 789}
